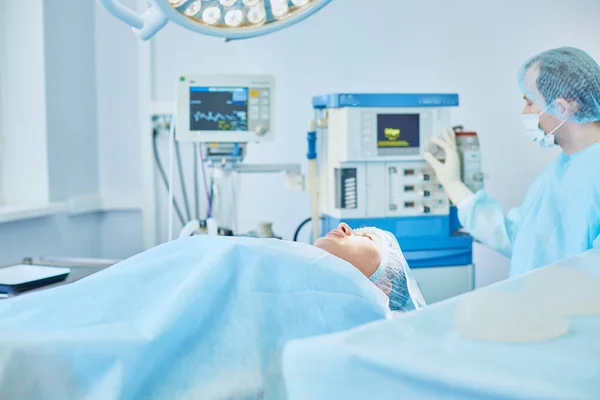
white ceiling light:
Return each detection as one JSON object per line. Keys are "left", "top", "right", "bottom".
{"left": 96, "top": 0, "right": 332, "bottom": 41}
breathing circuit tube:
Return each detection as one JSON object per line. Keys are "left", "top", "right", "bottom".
{"left": 293, "top": 217, "right": 312, "bottom": 242}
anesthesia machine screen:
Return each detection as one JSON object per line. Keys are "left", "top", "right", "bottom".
{"left": 377, "top": 114, "right": 420, "bottom": 149}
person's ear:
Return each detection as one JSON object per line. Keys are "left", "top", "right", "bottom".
{"left": 555, "top": 98, "right": 578, "bottom": 119}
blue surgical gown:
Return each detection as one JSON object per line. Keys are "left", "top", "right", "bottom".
{"left": 459, "top": 141, "right": 600, "bottom": 277}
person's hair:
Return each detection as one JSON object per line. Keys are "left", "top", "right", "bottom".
{"left": 522, "top": 47, "right": 600, "bottom": 123}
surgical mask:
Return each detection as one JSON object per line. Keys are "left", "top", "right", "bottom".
{"left": 521, "top": 108, "right": 567, "bottom": 148}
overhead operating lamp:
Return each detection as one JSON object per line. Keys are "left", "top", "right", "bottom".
{"left": 96, "top": 0, "right": 332, "bottom": 40}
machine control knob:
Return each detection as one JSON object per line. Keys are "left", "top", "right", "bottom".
{"left": 255, "top": 125, "right": 267, "bottom": 136}
{"left": 420, "top": 190, "right": 431, "bottom": 197}
{"left": 421, "top": 205, "right": 431, "bottom": 214}
{"left": 422, "top": 173, "right": 431, "bottom": 181}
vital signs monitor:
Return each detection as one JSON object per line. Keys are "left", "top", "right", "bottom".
{"left": 176, "top": 74, "right": 275, "bottom": 143}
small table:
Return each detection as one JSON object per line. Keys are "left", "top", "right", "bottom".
{"left": 1, "top": 257, "right": 120, "bottom": 297}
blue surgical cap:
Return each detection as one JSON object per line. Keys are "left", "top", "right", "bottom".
{"left": 358, "top": 227, "right": 425, "bottom": 311}
{"left": 518, "top": 47, "right": 600, "bottom": 124}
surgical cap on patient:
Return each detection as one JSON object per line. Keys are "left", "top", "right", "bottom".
{"left": 358, "top": 227, "right": 426, "bottom": 311}
{"left": 518, "top": 47, "right": 600, "bottom": 124}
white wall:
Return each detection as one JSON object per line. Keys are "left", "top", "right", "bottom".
{"left": 95, "top": 0, "right": 142, "bottom": 205}
{"left": 0, "top": 214, "right": 103, "bottom": 265}
{"left": 44, "top": 0, "right": 100, "bottom": 202}
{"left": 95, "top": 0, "right": 600, "bottom": 286}
{"left": 0, "top": 0, "right": 106, "bottom": 266}
{"left": 94, "top": 0, "right": 147, "bottom": 259}
{"left": 0, "top": 0, "right": 50, "bottom": 205}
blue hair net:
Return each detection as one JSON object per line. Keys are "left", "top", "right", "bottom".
{"left": 358, "top": 227, "right": 426, "bottom": 311}
{"left": 518, "top": 47, "right": 600, "bottom": 124}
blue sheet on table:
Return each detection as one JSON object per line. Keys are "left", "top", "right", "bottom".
{"left": 0, "top": 236, "right": 390, "bottom": 400}
{"left": 275, "top": 250, "right": 600, "bottom": 400}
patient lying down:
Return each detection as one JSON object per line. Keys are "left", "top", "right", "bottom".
{"left": 0, "top": 222, "right": 423, "bottom": 400}
{"left": 315, "top": 223, "right": 424, "bottom": 311}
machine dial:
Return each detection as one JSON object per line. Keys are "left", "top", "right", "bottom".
{"left": 254, "top": 125, "right": 267, "bottom": 136}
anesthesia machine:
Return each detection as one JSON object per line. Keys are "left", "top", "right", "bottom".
{"left": 307, "top": 94, "right": 484, "bottom": 303}
{"left": 160, "top": 74, "right": 302, "bottom": 240}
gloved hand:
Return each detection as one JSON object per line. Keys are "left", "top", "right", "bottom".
{"left": 423, "top": 128, "right": 473, "bottom": 205}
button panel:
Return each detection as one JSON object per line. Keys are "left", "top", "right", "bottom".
{"left": 385, "top": 162, "right": 450, "bottom": 217}
{"left": 248, "top": 88, "right": 271, "bottom": 137}
{"left": 360, "top": 111, "right": 375, "bottom": 157}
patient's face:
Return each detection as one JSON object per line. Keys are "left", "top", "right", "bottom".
{"left": 314, "top": 223, "right": 382, "bottom": 278}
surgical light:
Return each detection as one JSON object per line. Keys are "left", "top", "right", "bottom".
{"left": 169, "top": 0, "right": 187, "bottom": 7}
{"left": 271, "top": 0, "right": 289, "bottom": 18}
{"left": 96, "top": 0, "right": 332, "bottom": 41}
{"left": 185, "top": 0, "right": 202, "bottom": 16}
{"left": 224, "top": 9, "right": 244, "bottom": 27}
{"left": 247, "top": 6, "right": 267, "bottom": 24}
{"left": 202, "top": 6, "right": 222, "bottom": 24}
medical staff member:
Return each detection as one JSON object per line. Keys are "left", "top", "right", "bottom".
{"left": 424, "top": 46, "right": 600, "bottom": 277}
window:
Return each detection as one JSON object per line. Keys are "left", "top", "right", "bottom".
{"left": 0, "top": 2, "right": 53, "bottom": 220}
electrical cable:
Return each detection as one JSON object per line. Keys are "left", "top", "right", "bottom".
{"left": 174, "top": 140, "right": 192, "bottom": 221}
{"left": 198, "top": 144, "right": 213, "bottom": 218}
{"left": 209, "top": 174, "right": 214, "bottom": 218}
{"left": 230, "top": 171, "right": 239, "bottom": 235}
{"left": 167, "top": 116, "right": 175, "bottom": 241}
{"left": 193, "top": 143, "right": 200, "bottom": 220}
{"left": 152, "top": 129, "right": 185, "bottom": 226}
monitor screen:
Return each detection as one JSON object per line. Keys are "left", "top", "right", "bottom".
{"left": 376, "top": 113, "right": 420, "bottom": 148}
{"left": 189, "top": 87, "right": 248, "bottom": 131}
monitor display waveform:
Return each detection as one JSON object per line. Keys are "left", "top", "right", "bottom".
{"left": 192, "top": 111, "right": 247, "bottom": 131}
{"left": 189, "top": 87, "right": 248, "bottom": 132}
